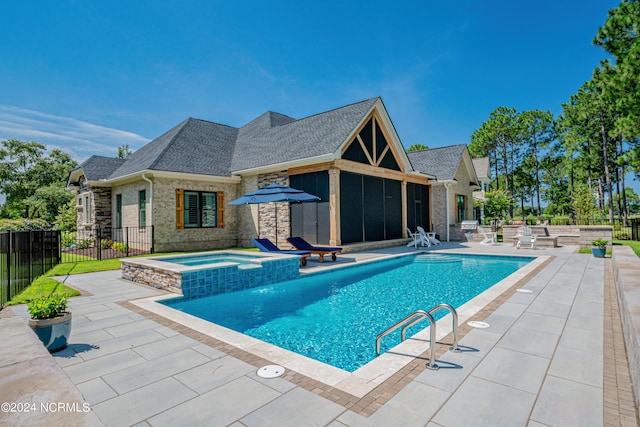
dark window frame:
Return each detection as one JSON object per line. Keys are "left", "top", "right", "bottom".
{"left": 184, "top": 190, "right": 218, "bottom": 228}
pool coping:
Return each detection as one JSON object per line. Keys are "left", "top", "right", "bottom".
{"left": 129, "top": 251, "right": 549, "bottom": 398}
{"left": 122, "top": 249, "right": 302, "bottom": 274}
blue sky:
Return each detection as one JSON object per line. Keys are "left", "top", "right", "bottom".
{"left": 0, "top": 1, "right": 623, "bottom": 167}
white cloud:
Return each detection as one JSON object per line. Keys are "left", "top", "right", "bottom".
{"left": 0, "top": 105, "right": 149, "bottom": 161}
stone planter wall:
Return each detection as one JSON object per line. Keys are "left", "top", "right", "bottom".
{"left": 611, "top": 246, "right": 640, "bottom": 410}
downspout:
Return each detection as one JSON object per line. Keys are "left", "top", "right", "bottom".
{"left": 141, "top": 173, "right": 153, "bottom": 228}
{"left": 444, "top": 182, "right": 451, "bottom": 242}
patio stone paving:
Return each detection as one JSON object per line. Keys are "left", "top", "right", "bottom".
{"left": 2, "top": 242, "right": 639, "bottom": 426}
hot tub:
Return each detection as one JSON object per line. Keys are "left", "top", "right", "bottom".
{"left": 121, "top": 250, "right": 301, "bottom": 298}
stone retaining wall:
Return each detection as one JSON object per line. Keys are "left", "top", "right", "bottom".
{"left": 612, "top": 246, "right": 640, "bottom": 410}
{"left": 121, "top": 261, "right": 182, "bottom": 294}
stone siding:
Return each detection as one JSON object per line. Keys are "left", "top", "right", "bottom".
{"left": 76, "top": 187, "right": 112, "bottom": 231}
{"left": 236, "top": 175, "right": 259, "bottom": 247}
{"left": 257, "top": 172, "right": 289, "bottom": 246}
{"left": 151, "top": 177, "right": 241, "bottom": 252}
{"left": 121, "top": 261, "right": 182, "bottom": 293}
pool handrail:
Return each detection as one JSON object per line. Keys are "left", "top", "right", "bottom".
{"left": 376, "top": 304, "right": 461, "bottom": 369}
{"left": 376, "top": 309, "right": 439, "bottom": 370}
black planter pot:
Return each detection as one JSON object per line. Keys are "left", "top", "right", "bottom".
{"left": 29, "top": 312, "right": 72, "bottom": 352}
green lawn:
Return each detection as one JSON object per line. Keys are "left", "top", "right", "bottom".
{"left": 578, "top": 240, "right": 640, "bottom": 257}
{"left": 6, "top": 247, "right": 259, "bottom": 305}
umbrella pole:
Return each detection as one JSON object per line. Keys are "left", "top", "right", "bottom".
{"left": 275, "top": 204, "right": 278, "bottom": 247}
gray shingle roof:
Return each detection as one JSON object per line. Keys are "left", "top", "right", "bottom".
{"left": 231, "top": 98, "right": 379, "bottom": 171}
{"left": 472, "top": 157, "right": 490, "bottom": 179}
{"left": 110, "top": 118, "right": 238, "bottom": 178}
{"left": 74, "top": 156, "right": 127, "bottom": 181}
{"left": 407, "top": 144, "right": 468, "bottom": 181}
{"left": 77, "top": 98, "right": 381, "bottom": 180}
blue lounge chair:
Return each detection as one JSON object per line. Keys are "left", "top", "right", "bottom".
{"left": 251, "top": 238, "right": 311, "bottom": 266}
{"left": 286, "top": 236, "right": 342, "bottom": 263}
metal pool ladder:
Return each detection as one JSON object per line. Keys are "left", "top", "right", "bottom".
{"left": 375, "top": 303, "right": 461, "bottom": 370}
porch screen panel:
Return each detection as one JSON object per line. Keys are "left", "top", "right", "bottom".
{"left": 316, "top": 202, "right": 330, "bottom": 245}
{"left": 406, "top": 183, "right": 430, "bottom": 232}
{"left": 290, "top": 172, "right": 330, "bottom": 244}
{"left": 384, "top": 179, "right": 402, "bottom": 239}
{"left": 291, "top": 204, "right": 304, "bottom": 238}
{"left": 340, "top": 172, "right": 363, "bottom": 243}
{"left": 363, "top": 175, "right": 384, "bottom": 241}
{"left": 420, "top": 184, "right": 431, "bottom": 231}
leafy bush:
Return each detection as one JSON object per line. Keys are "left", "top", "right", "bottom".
{"left": 112, "top": 242, "right": 128, "bottom": 253}
{"left": 550, "top": 216, "right": 571, "bottom": 225}
{"left": 0, "top": 218, "right": 49, "bottom": 230}
{"left": 591, "top": 238, "right": 608, "bottom": 247}
{"left": 76, "top": 238, "right": 93, "bottom": 249}
{"left": 100, "top": 239, "right": 113, "bottom": 249}
{"left": 27, "top": 293, "right": 69, "bottom": 319}
{"left": 61, "top": 232, "right": 77, "bottom": 247}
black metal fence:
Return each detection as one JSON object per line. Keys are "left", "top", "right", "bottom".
{"left": 60, "top": 226, "right": 154, "bottom": 263}
{"left": 632, "top": 218, "right": 640, "bottom": 241}
{"left": 0, "top": 230, "right": 60, "bottom": 306}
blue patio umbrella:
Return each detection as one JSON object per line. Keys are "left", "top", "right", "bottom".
{"left": 229, "top": 183, "right": 320, "bottom": 245}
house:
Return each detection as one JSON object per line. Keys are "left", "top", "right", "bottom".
{"left": 472, "top": 157, "right": 491, "bottom": 223}
{"left": 406, "top": 145, "right": 479, "bottom": 241}
{"left": 68, "top": 97, "right": 455, "bottom": 252}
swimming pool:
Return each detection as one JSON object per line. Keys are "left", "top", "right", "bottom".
{"left": 161, "top": 252, "right": 533, "bottom": 372}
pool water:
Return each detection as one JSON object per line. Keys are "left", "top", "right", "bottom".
{"left": 162, "top": 253, "right": 533, "bottom": 371}
{"left": 160, "top": 254, "right": 260, "bottom": 266}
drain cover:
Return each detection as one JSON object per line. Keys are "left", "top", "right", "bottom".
{"left": 257, "top": 365, "right": 285, "bottom": 378}
{"left": 467, "top": 321, "right": 490, "bottom": 329}
{"left": 516, "top": 288, "right": 533, "bottom": 293}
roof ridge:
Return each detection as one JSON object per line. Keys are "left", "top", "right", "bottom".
{"left": 147, "top": 118, "right": 192, "bottom": 170}
{"left": 285, "top": 97, "right": 379, "bottom": 127}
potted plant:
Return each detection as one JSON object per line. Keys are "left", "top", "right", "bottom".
{"left": 590, "top": 238, "right": 608, "bottom": 258}
{"left": 27, "top": 293, "right": 72, "bottom": 352}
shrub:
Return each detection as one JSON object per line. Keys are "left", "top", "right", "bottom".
{"left": 27, "top": 293, "right": 69, "bottom": 319}
{"left": 61, "top": 232, "right": 77, "bottom": 247}
{"left": 112, "top": 242, "right": 128, "bottom": 253}
{"left": 0, "top": 218, "right": 49, "bottom": 231}
{"left": 100, "top": 239, "right": 113, "bottom": 249}
{"left": 550, "top": 216, "right": 571, "bottom": 225}
{"left": 76, "top": 238, "right": 93, "bottom": 249}
{"left": 591, "top": 238, "right": 608, "bottom": 248}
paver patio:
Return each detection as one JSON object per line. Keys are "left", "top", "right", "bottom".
{"left": 1, "top": 242, "right": 639, "bottom": 426}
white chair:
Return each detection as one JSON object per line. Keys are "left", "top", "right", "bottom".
{"left": 477, "top": 226, "right": 497, "bottom": 245}
{"left": 417, "top": 226, "right": 440, "bottom": 245}
{"left": 516, "top": 227, "right": 537, "bottom": 249}
{"left": 407, "top": 227, "right": 429, "bottom": 248}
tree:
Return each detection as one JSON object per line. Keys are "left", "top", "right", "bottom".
{"left": 594, "top": 0, "right": 640, "bottom": 141}
{"left": 116, "top": 144, "right": 133, "bottom": 158}
{"left": 54, "top": 199, "right": 77, "bottom": 231}
{"left": 571, "top": 182, "right": 598, "bottom": 223}
{"left": 0, "top": 139, "right": 77, "bottom": 219}
{"left": 520, "top": 110, "right": 555, "bottom": 216}
{"left": 407, "top": 144, "right": 429, "bottom": 152}
{"left": 24, "top": 184, "right": 75, "bottom": 223}
{"left": 471, "top": 107, "right": 521, "bottom": 218}
{"left": 479, "top": 190, "right": 513, "bottom": 225}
